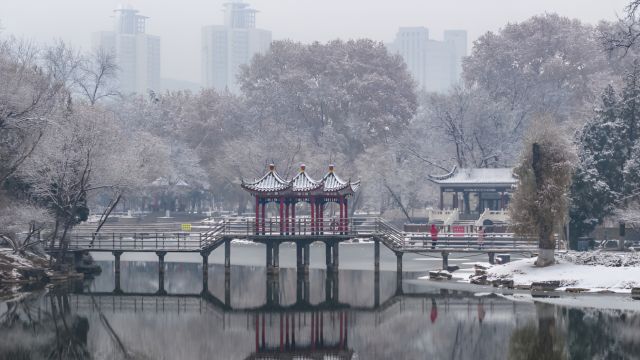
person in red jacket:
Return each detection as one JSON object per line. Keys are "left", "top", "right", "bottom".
{"left": 430, "top": 224, "right": 439, "bottom": 249}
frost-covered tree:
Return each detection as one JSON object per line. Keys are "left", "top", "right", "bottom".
{"left": 510, "top": 117, "right": 575, "bottom": 266}
{"left": 464, "top": 14, "right": 611, "bottom": 129}
{"left": 571, "top": 64, "right": 640, "bottom": 239}
{"left": 238, "top": 39, "right": 417, "bottom": 161}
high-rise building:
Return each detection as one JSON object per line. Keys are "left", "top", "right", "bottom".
{"left": 202, "top": 0, "right": 272, "bottom": 93}
{"left": 388, "top": 27, "right": 467, "bottom": 93}
{"left": 92, "top": 5, "right": 161, "bottom": 95}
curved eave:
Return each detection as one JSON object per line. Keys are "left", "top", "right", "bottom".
{"left": 427, "top": 165, "right": 458, "bottom": 183}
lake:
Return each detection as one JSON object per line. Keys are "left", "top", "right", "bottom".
{"left": 0, "top": 243, "right": 638, "bottom": 359}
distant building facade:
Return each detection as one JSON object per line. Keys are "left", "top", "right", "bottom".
{"left": 92, "top": 6, "right": 161, "bottom": 95}
{"left": 388, "top": 27, "right": 467, "bottom": 93}
{"left": 202, "top": 1, "right": 272, "bottom": 93}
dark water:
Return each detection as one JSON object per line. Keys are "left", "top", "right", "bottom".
{"left": 0, "top": 244, "right": 639, "bottom": 360}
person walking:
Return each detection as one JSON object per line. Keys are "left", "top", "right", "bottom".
{"left": 477, "top": 226, "right": 484, "bottom": 250}
{"left": 430, "top": 224, "right": 439, "bottom": 249}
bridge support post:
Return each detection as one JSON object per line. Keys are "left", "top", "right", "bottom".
{"left": 303, "top": 243, "right": 310, "bottom": 273}
{"left": 273, "top": 242, "right": 280, "bottom": 274}
{"left": 325, "top": 241, "right": 332, "bottom": 270}
{"left": 396, "top": 252, "right": 403, "bottom": 295}
{"left": 201, "top": 250, "right": 210, "bottom": 293}
{"left": 333, "top": 242, "right": 339, "bottom": 271}
{"left": 112, "top": 251, "right": 123, "bottom": 294}
{"left": 266, "top": 242, "right": 273, "bottom": 274}
{"left": 488, "top": 252, "right": 495, "bottom": 265}
{"left": 225, "top": 268, "right": 231, "bottom": 306}
{"left": 266, "top": 273, "right": 280, "bottom": 306}
{"left": 374, "top": 266, "right": 380, "bottom": 307}
{"left": 156, "top": 251, "right": 167, "bottom": 295}
{"left": 441, "top": 251, "right": 449, "bottom": 270}
{"left": 296, "top": 242, "right": 303, "bottom": 273}
{"left": 325, "top": 272, "right": 339, "bottom": 303}
{"left": 374, "top": 239, "right": 380, "bottom": 272}
{"left": 224, "top": 238, "right": 231, "bottom": 274}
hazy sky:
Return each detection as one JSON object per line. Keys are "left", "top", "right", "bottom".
{"left": 0, "top": 0, "right": 631, "bottom": 83}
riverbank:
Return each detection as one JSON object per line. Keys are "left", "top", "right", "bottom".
{"left": 435, "top": 251, "right": 640, "bottom": 294}
{"left": 0, "top": 248, "right": 84, "bottom": 295}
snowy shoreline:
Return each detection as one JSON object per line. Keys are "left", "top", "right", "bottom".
{"left": 422, "top": 251, "right": 640, "bottom": 294}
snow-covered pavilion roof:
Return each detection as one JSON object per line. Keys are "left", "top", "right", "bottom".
{"left": 241, "top": 164, "right": 291, "bottom": 193}
{"left": 428, "top": 166, "right": 516, "bottom": 187}
{"left": 291, "top": 164, "right": 322, "bottom": 192}
{"left": 322, "top": 165, "right": 360, "bottom": 194}
{"left": 241, "top": 164, "right": 360, "bottom": 196}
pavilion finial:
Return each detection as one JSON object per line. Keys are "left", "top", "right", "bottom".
{"left": 268, "top": 163, "right": 275, "bottom": 172}
{"left": 328, "top": 164, "right": 335, "bottom": 173}
{"left": 300, "top": 163, "right": 306, "bottom": 172}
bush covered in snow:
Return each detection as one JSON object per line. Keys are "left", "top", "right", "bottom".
{"left": 558, "top": 251, "right": 640, "bottom": 267}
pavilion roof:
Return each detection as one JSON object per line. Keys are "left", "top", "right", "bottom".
{"left": 428, "top": 166, "right": 516, "bottom": 186}
{"left": 241, "top": 164, "right": 360, "bottom": 196}
{"left": 291, "top": 164, "right": 323, "bottom": 192}
{"left": 241, "top": 164, "right": 291, "bottom": 193}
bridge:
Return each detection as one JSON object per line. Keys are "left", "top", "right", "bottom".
{"left": 47, "top": 215, "right": 538, "bottom": 293}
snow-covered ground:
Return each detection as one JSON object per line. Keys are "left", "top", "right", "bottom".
{"left": 421, "top": 251, "right": 640, "bottom": 294}
{"left": 487, "top": 257, "right": 640, "bottom": 293}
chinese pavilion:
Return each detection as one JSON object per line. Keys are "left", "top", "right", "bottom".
{"left": 428, "top": 167, "right": 516, "bottom": 215}
{"left": 241, "top": 164, "right": 360, "bottom": 235}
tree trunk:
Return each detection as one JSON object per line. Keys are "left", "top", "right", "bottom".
{"left": 532, "top": 143, "right": 555, "bottom": 267}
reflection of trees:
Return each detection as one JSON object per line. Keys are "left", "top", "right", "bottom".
{"left": 566, "top": 307, "right": 640, "bottom": 359}
{"left": 0, "top": 290, "right": 90, "bottom": 359}
{"left": 509, "top": 302, "right": 566, "bottom": 360}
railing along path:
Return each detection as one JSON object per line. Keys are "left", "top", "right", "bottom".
{"left": 54, "top": 217, "right": 538, "bottom": 253}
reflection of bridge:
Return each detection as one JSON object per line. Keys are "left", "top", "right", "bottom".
{"left": 56, "top": 271, "right": 523, "bottom": 360}
{"left": 49, "top": 216, "right": 536, "bottom": 291}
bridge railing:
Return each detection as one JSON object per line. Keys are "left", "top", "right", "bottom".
{"left": 221, "top": 217, "right": 377, "bottom": 237}
{"left": 60, "top": 232, "right": 205, "bottom": 251}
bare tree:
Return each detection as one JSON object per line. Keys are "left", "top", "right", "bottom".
{"left": 75, "top": 48, "right": 119, "bottom": 105}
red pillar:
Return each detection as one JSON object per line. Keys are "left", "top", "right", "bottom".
{"left": 291, "top": 201, "right": 296, "bottom": 235}
{"left": 279, "top": 197, "right": 284, "bottom": 235}
{"left": 255, "top": 197, "right": 260, "bottom": 234}
{"left": 344, "top": 198, "right": 348, "bottom": 233}
{"left": 310, "top": 196, "right": 315, "bottom": 235}
{"left": 338, "top": 197, "right": 344, "bottom": 233}
{"left": 285, "top": 201, "right": 290, "bottom": 234}
{"left": 319, "top": 202, "right": 324, "bottom": 234}
{"left": 261, "top": 200, "right": 266, "bottom": 235}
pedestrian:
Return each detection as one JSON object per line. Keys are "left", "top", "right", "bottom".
{"left": 430, "top": 224, "right": 439, "bottom": 249}
{"left": 477, "top": 226, "right": 484, "bottom": 250}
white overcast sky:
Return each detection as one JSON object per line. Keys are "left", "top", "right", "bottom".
{"left": 0, "top": 0, "right": 631, "bottom": 83}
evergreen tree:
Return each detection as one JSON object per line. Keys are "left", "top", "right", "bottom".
{"left": 570, "top": 64, "right": 640, "bottom": 242}
{"left": 570, "top": 85, "right": 625, "bottom": 241}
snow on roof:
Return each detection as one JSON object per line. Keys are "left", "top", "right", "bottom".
{"left": 322, "top": 164, "right": 350, "bottom": 192}
{"left": 241, "top": 164, "right": 360, "bottom": 195}
{"left": 428, "top": 167, "right": 516, "bottom": 186}
{"left": 291, "top": 164, "right": 322, "bottom": 192}
{"left": 241, "top": 164, "right": 291, "bottom": 193}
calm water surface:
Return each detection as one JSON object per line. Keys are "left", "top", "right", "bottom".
{"left": 0, "top": 243, "right": 639, "bottom": 360}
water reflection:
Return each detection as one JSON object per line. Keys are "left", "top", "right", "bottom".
{"left": 0, "top": 261, "right": 638, "bottom": 359}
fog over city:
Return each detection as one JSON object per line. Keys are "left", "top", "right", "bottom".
{"left": 0, "top": 0, "right": 629, "bottom": 83}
